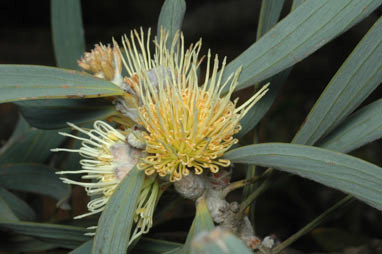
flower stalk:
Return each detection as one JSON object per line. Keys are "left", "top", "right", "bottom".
{"left": 221, "top": 167, "right": 272, "bottom": 199}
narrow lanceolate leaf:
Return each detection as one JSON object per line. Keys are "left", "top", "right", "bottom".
{"left": 293, "top": 17, "right": 382, "bottom": 146}
{"left": 157, "top": 0, "right": 186, "bottom": 47}
{"left": 190, "top": 228, "right": 252, "bottom": 254}
{"left": 183, "top": 196, "right": 215, "bottom": 254}
{"left": 71, "top": 239, "right": 93, "bottom": 254}
{"left": 237, "top": 0, "right": 288, "bottom": 139}
{"left": 51, "top": 0, "right": 85, "bottom": 69}
{"left": 131, "top": 238, "right": 183, "bottom": 254}
{"left": 0, "top": 194, "right": 18, "bottom": 221}
{"left": 0, "top": 187, "right": 36, "bottom": 221}
{"left": 0, "top": 65, "right": 123, "bottom": 103}
{"left": 0, "top": 220, "right": 89, "bottom": 249}
{"left": 224, "top": 143, "right": 382, "bottom": 210}
{"left": 291, "top": 0, "right": 305, "bottom": 10}
{"left": 0, "top": 164, "right": 71, "bottom": 209}
{"left": 16, "top": 98, "right": 115, "bottom": 129}
{"left": 93, "top": 167, "right": 145, "bottom": 254}
{"left": 0, "top": 116, "right": 66, "bottom": 164}
{"left": 163, "top": 247, "right": 183, "bottom": 254}
{"left": 318, "top": 99, "right": 382, "bottom": 153}
{"left": 237, "top": 70, "right": 290, "bottom": 139}
{"left": 221, "top": 0, "right": 381, "bottom": 93}
{"left": 256, "top": 0, "right": 285, "bottom": 39}
{"left": 239, "top": 0, "right": 305, "bottom": 139}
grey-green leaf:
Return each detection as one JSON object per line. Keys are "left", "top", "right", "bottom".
{"left": 51, "top": 0, "right": 85, "bottom": 69}
{"left": 0, "top": 65, "right": 123, "bottom": 103}
{"left": 318, "top": 99, "right": 382, "bottom": 153}
{"left": 0, "top": 163, "right": 71, "bottom": 209}
{"left": 163, "top": 247, "right": 183, "bottom": 254}
{"left": 0, "top": 187, "right": 36, "bottom": 221}
{"left": 256, "top": 0, "right": 285, "bottom": 39}
{"left": 16, "top": 99, "right": 115, "bottom": 129}
{"left": 222, "top": 0, "right": 381, "bottom": 93}
{"left": 0, "top": 220, "right": 89, "bottom": 249}
{"left": 190, "top": 228, "right": 252, "bottom": 254}
{"left": 224, "top": 143, "right": 382, "bottom": 210}
{"left": 238, "top": 0, "right": 297, "bottom": 139}
{"left": 293, "top": 17, "right": 382, "bottom": 146}
{"left": 92, "top": 167, "right": 145, "bottom": 254}
{"left": 157, "top": 0, "right": 186, "bottom": 47}
{"left": 0, "top": 116, "right": 66, "bottom": 164}
{"left": 237, "top": 70, "right": 290, "bottom": 139}
{"left": 71, "top": 239, "right": 93, "bottom": 254}
{"left": 182, "top": 196, "right": 215, "bottom": 254}
{"left": 0, "top": 194, "right": 18, "bottom": 221}
{"left": 291, "top": 0, "right": 305, "bottom": 10}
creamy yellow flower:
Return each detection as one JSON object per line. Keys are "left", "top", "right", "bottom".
{"left": 119, "top": 30, "right": 269, "bottom": 181}
{"left": 52, "top": 120, "right": 163, "bottom": 241}
{"left": 52, "top": 121, "right": 141, "bottom": 220}
{"left": 78, "top": 43, "right": 123, "bottom": 85}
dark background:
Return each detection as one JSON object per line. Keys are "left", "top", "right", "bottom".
{"left": 0, "top": 0, "right": 381, "bottom": 252}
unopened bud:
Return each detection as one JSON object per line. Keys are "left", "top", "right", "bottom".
{"left": 127, "top": 129, "right": 146, "bottom": 149}
{"left": 174, "top": 173, "right": 206, "bottom": 200}
{"left": 78, "top": 44, "right": 122, "bottom": 84}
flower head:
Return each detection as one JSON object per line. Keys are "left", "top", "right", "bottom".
{"left": 52, "top": 120, "right": 162, "bottom": 242}
{"left": 121, "top": 32, "right": 269, "bottom": 181}
{"left": 114, "top": 28, "right": 269, "bottom": 182}
{"left": 78, "top": 43, "right": 123, "bottom": 85}
{"left": 52, "top": 121, "right": 142, "bottom": 220}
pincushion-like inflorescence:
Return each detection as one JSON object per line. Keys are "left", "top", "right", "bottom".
{"left": 119, "top": 29, "right": 269, "bottom": 182}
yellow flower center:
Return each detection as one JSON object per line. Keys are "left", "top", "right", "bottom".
{"left": 138, "top": 86, "right": 239, "bottom": 181}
